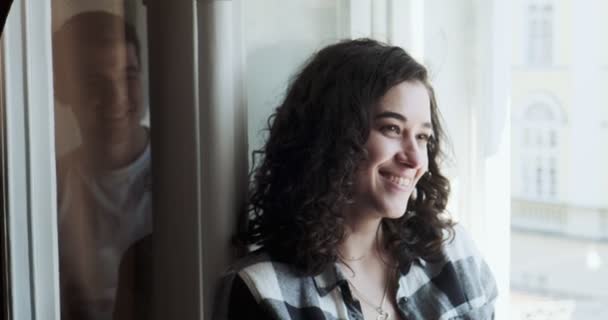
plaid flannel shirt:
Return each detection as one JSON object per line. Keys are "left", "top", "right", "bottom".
{"left": 214, "top": 224, "right": 497, "bottom": 320}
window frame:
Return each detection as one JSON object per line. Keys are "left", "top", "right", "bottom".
{"left": 2, "top": 0, "right": 60, "bottom": 319}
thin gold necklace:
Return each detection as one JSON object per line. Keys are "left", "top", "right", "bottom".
{"left": 345, "top": 273, "right": 390, "bottom": 320}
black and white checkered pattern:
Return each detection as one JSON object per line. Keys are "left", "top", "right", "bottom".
{"left": 215, "top": 224, "right": 497, "bottom": 320}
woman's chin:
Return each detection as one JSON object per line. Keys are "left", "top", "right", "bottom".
{"left": 381, "top": 206, "right": 409, "bottom": 220}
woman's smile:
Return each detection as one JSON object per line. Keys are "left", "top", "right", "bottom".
{"left": 379, "top": 170, "right": 415, "bottom": 191}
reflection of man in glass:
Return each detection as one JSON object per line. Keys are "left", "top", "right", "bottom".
{"left": 53, "top": 11, "right": 151, "bottom": 320}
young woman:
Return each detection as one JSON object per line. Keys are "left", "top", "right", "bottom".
{"left": 215, "top": 39, "right": 497, "bottom": 320}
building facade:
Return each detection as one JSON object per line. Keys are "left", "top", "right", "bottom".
{"left": 511, "top": 0, "right": 608, "bottom": 240}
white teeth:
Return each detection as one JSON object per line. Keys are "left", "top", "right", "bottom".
{"left": 388, "top": 175, "right": 412, "bottom": 187}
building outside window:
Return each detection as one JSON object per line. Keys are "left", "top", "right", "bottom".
{"left": 511, "top": 0, "right": 608, "bottom": 319}
{"left": 527, "top": 0, "right": 554, "bottom": 66}
{"left": 520, "top": 102, "right": 560, "bottom": 201}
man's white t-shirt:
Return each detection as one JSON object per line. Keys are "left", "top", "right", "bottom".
{"left": 57, "top": 142, "right": 152, "bottom": 319}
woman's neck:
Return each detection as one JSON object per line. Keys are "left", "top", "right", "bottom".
{"left": 338, "top": 209, "right": 384, "bottom": 262}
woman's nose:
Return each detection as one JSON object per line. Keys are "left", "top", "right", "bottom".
{"left": 395, "top": 137, "right": 424, "bottom": 168}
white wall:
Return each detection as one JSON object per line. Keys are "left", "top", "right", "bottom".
{"left": 243, "top": 0, "right": 341, "bottom": 159}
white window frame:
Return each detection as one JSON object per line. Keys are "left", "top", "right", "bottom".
{"left": 461, "top": 2, "right": 512, "bottom": 318}
{"left": 2, "top": 0, "right": 60, "bottom": 319}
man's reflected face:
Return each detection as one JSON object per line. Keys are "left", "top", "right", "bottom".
{"left": 66, "top": 40, "right": 143, "bottom": 138}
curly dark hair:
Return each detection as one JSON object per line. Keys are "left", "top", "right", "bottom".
{"left": 239, "top": 39, "right": 453, "bottom": 275}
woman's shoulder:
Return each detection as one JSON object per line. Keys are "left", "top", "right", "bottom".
{"left": 440, "top": 223, "right": 497, "bottom": 310}
{"left": 226, "top": 250, "right": 306, "bottom": 294}
{"left": 402, "top": 223, "right": 498, "bottom": 319}
{"left": 441, "top": 223, "right": 484, "bottom": 262}
{"left": 413, "top": 223, "right": 493, "bottom": 279}
{"left": 222, "top": 250, "right": 297, "bottom": 282}
{"left": 213, "top": 250, "right": 310, "bottom": 319}
{"left": 218, "top": 250, "right": 303, "bottom": 298}
{"left": 434, "top": 223, "right": 495, "bottom": 286}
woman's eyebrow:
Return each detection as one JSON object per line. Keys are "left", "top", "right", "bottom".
{"left": 374, "top": 111, "right": 433, "bottom": 129}
{"left": 374, "top": 111, "right": 406, "bottom": 122}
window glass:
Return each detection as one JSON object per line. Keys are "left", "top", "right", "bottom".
{"left": 52, "top": 2, "right": 153, "bottom": 319}
{"left": 511, "top": 0, "right": 608, "bottom": 318}
{"left": 527, "top": 0, "right": 553, "bottom": 65}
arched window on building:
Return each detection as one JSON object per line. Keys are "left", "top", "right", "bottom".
{"left": 521, "top": 101, "right": 562, "bottom": 201}
{"left": 527, "top": 0, "right": 554, "bottom": 66}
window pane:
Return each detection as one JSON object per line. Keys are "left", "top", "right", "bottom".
{"left": 527, "top": 1, "right": 553, "bottom": 66}
{"left": 52, "top": 2, "right": 153, "bottom": 319}
{"left": 511, "top": 1, "right": 608, "bottom": 318}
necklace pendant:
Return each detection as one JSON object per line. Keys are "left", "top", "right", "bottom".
{"left": 376, "top": 309, "right": 389, "bottom": 320}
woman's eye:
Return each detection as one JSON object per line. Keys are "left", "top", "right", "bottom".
{"left": 381, "top": 125, "right": 401, "bottom": 136}
{"left": 417, "top": 133, "right": 433, "bottom": 142}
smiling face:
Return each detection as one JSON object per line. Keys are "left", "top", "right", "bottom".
{"left": 66, "top": 41, "right": 143, "bottom": 141}
{"left": 351, "top": 80, "right": 433, "bottom": 220}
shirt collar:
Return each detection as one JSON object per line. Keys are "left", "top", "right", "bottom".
{"left": 312, "top": 263, "right": 347, "bottom": 297}
{"left": 312, "top": 257, "right": 426, "bottom": 297}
